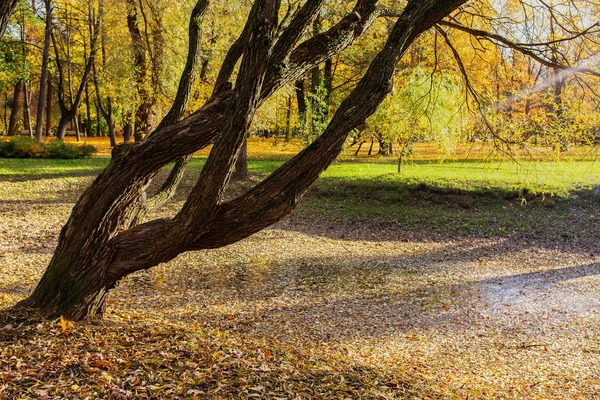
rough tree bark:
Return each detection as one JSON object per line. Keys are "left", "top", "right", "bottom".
{"left": 7, "top": 81, "right": 24, "bottom": 136}
{"left": 17, "top": 0, "right": 466, "bottom": 321}
{"left": 0, "top": 0, "right": 18, "bottom": 40}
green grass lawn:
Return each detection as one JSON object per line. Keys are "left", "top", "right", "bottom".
{"left": 2, "top": 157, "right": 598, "bottom": 197}
{"left": 2, "top": 157, "right": 598, "bottom": 237}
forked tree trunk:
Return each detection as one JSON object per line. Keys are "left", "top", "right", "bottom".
{"left": 17, "top": 0, "right": 465, "bottom": 320}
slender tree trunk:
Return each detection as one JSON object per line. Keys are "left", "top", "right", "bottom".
{"left": 85, "top": 84, "right": 92, "bottom": 137}
{"left": 295, "top": 79, "right": 307, "bottom": 133}
{"left": 35, "top": 0, "right": 52, "bottom": 142}
{"left": 53, "top": 6, "right": 101, "bottom": 141}
{"left": 95, "top": 101, "right": 101, "bottom": 137}
{"left": 324, "top": 58, "right": 333, "bottom": 113}
{"left": 123, "top": 111, "right": 132, "bottom": 143}
{"left": 45, "top": 81, "right": 52, "bottom": 136}
{"left": 7, "top": 81, "right": 24, "bottom": 136}
{"left": 354, "top": 141, "right": 364, "bottom": 156}
{"left": 94, "top": 0, "right": 117, "bottom": 147}
{"left": 106, "top": 98, "right": 116, "bottom": 146}
{"left": 285, "top": 95, "right": 292, "bottom": 141}
{"left": 3, "top": 92, "right": 8, "bottom": 131}
{"left": 126, "top": 0, "right": 152, "bottom": 142}
{"left": 23, "top": 82, "right": 33, "bottom": 137}
{"left": 74, "top": 112, "right": 81, "bottom": 139}
{"left": 233, "top": 137, "right": 249, "bottom": 180}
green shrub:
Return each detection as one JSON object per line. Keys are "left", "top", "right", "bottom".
{"left": 0, "top": 136, "right": 96, "bottom": 159}
{"left": 45, "top": 140, "right": 96, "bottom": 159}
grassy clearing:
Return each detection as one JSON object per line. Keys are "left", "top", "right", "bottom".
{"left": 2, "top": 157, "right": 599, "bottom": 238}
{"left": 1, "top": 157, "right": 599, "bottom": 398}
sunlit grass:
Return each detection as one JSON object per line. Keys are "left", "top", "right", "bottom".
{"left": 2, "top": 154, "right": 598, "bottom": 198}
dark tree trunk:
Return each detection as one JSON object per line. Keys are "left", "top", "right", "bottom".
{"left": 94, "top": 3, "right": 117, "bottom": 147}
{"left": 3, "top": 92, "right": 8, "bottom": 131}
{"left": 354, "top": 141, "right": 364, "bottom": 156}
{"left": 285, "top": 95, "right": 292, "bottom": 141}
{"left": 45, "top": 81, "right": 52, "bottom": 136}
{"left": 123, "top": 111, "right": 133, "bottom": 143}
{"left": 126, "top": 0, "right": 153, "bottom": 142}
{"left": 34, "top": 0, "right": 52, "bottom": 142}
{"left": 85, "top": 84, "right": 92, "bottom": 137}
{"left": 106, "top": 99, "right": 116, "bottom": 146}
{"left": 233, "top": 137, "right": 249, "bottom": 180}
{"left": 23, "top": 82, "right": 33, "bottom": 137}
{"left": 16, "top": 0, "right": 465, "bottom": 321}
{"left": 295, "top": 79, "right": 307, "bottom": 132}
{"left": 97, "top": 101, "right": 102, "bottom": 137}
{"left": 157, "top": 0, "right": 208, "bottom": 130}
{"left": 7, "top": 81, "right": 24, "bottom": 136}
{"left": 324, "top": 58, "right": 333, "bottom": 112}
{"left": 56, "top": 110, "right": 77, "bottom": 140}
{"left": 130, "top": 0, "right": 209, "bottom": 225}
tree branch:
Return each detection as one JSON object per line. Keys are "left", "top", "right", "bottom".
{"left": 438, "top": 20, "right": 600, "bottom": 78}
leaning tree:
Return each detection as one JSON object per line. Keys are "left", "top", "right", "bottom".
{"left": 12, "top": 0, "right": 597, "bottom": 320}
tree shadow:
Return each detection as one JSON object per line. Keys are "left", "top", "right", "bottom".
{"left": 107, "top": 236, "right": 600, "bottom": 345}
{"left": 478, "top": 262, "right": 600, "bottom": 288}
{"left": 0, "top": 169, "right": 103, "bottom": 183}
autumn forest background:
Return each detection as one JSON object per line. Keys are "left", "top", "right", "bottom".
{"left": 1, "top": 0, "right": 599, "bottom": 156}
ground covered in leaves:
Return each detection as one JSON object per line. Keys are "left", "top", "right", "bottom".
{"left": 1, "top": 159, "right": 600, "bottom": 399}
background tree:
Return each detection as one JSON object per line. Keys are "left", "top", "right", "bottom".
{"left": 52, "top": 1, "right": 102, "bottom": 140}
{"left": 368, "top": 67, "right": 464, "bottom": 171}
{"left": 34, "top": 0, "right": 52, "bottom": 141}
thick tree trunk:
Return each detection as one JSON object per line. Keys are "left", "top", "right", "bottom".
{"left": 56, "top": 112, "right": 75, "bottom": 140}
{"left": 7, "top": 81, "right": 24, "bottom": 136}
